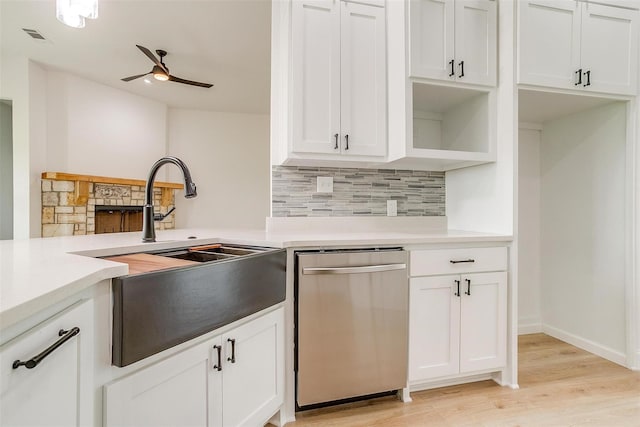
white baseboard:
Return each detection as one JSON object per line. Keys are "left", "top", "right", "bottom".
{"left": 518, "top": 321, "right": 543, "bottom": 335}
{"left": 542, "top": 324, "right": 627, "bottom": 367}
{"left": 410, "top": 372, "right": 497, "bottom": 392}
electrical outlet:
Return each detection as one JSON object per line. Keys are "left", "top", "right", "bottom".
{"left": 317, "top": 176, "right": 333, "bottom": 193}
{"left": 387, "top": 200, "right": 397, "bottom": 216}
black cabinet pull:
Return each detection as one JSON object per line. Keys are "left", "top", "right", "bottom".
{"left": 465, "top": 278, "right": 471, "bottom": 296}
{"left": 583, "top": 70, "right": 591, "bottom": 87}
{"left": 334, "top": 133, "right": 339, "bottom": 150}
{"left": 448, "top": 59, "right": 455, "bottom": 77}
{"left": 227, "top": 338, "right": 236, "bottom": 363}
{"left": 574, "top": 68, "right": 582, "bottom": 86}
{"left": 450, "top": 259, "right": 475, "bottom": 264}
{"left": 458, "top": 60, "right": 464, "bottom": 78}
{"left": 454, "top": 279, "right": 461, "bottom": 297}
{"left": 213, "top": 344, "right": 222, "bottom": 371}
{"left": 13, "top": 327, "right": 80, "bottom": 370}
{"left": 345, "top": 134, "right": 349, "bottom": 150}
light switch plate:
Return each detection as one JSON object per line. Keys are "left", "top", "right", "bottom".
{"left": 317, "top": 176, "right": 333, "bottom": 193}
{"left": 387, "top": 200, "right": 397, "bottom": 216}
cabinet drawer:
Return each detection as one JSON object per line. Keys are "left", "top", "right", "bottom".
{"left": 0, "top": 300, "right": 93, "bottom": 427}
{"left": 410, "top": 247, "right": 507, "bottom": 276}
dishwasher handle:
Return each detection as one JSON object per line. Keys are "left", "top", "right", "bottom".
{"left": 302, "top": 263, "right": 406, "bottom": 275}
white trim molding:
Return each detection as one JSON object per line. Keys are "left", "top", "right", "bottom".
{"left": 518, "top": 317, "right": 543, "bottom": 335}
{"left": 543, "top": 324, "right": 628, "bottom": 367}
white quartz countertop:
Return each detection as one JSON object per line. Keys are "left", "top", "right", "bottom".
{"left": 0, "top": 226, "right": 511, "bottom": 328}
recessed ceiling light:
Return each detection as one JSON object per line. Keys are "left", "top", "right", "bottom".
{"left": 56, "top": 0, "right": 99, "bottom": 28}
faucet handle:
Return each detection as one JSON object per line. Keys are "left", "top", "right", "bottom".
{"left": 153, "top": 206, "right": 176, "bottom": 221}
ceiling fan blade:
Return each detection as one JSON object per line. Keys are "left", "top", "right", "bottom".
{"left": 168, "top": 75, "right": 213, "bottom": 88}
{"left": 121, "top": 72, "right": 151, "bottom": 82}
{"left": 136, "top": 45, "right": 168, "bottom": 74}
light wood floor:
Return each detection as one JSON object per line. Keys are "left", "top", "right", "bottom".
{"left": 289, "top": 334, "right": 640, "bottom": 426}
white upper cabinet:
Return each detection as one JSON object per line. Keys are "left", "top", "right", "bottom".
{"left": 410, "top": 0, "right": 455, "bottom": 81}
{"left": 340, "top": 2, "right": 387, "bottom": 157}
{"left": 290, "top": 0, "right": 387, "bottom": 161}
{"left": 291, "top": 0, "right": 341, "bottom": 155}
{"left": 518, "top": 0, "right": 638, "bottom": 96}
{"left": 581, "top": 3, "right": 638, "bottom": 95}
{"left": 410, "top": 0, "right": 497, "bottom": 86}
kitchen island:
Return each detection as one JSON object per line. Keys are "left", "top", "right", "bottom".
{"left": 0, "top": 220, "right": 512, "bottom": 426}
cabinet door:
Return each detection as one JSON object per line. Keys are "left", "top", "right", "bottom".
{"left": 459, "top": 272, "right": 507, "bottom": 373}
{"left": 454, "top": 0, "right": 497, "bottom": 86}
{"left": 104, "top": 338, "right": 218, "bottom": 427}
{"left": 581, "top": 2, "right": 638, "bottom": 95}
{"left": 409, "top": 276, "right": 460, "bottom": 381}
{"left": 221, "top": 308, "right": 284, "bottom": 427}
{"left": 291, "top": 0, "right": 341, "bottom": 155}
{"left": 0, "top": 300, "right": 93, "bottom": 427}
{"left": 409, "top": 0, "right": 455, "bottom": 80}
{"left": 340, "top": 1, "right": 387, "bottom": 157}
{"left": 518, "top": 0, "right": 581, "bottom": 89}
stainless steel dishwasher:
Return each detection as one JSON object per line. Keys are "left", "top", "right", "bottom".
{"left": 296, "top": 248, "right": 408, "bottom": 408}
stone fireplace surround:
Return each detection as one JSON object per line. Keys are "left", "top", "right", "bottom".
{"left": 41, "top": 172, "right": 182, "bottom": 238}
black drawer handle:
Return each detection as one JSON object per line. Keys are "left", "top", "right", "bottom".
{"left": 454, "top": 279, "right": 461, "bottom": 297}
{"left": 227, "top": 338, "right": 236, "bottom": 363}
{"left": 450, "top": 259, "right": 475, "bottom": 264}
{"left": 213, "top": 344, "right": 222, "bottom": 371}
{"left": 465, "top": 278, "right": 471, "bottom": 296}
{"left": 13, "top": 327, "right": 80, "bottom": 370}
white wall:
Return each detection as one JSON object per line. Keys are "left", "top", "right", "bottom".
{"left": 45, "top": 71, "right": 168, "bottom": 180}
{"left": 167, "top": 109, "right": 270, "bottom": 229}
{"left": 0, "top": 101, "right": 13, "bottom": 239}
{"left": 29, "top": 61, "right": 47, "bottom": 238}
{"left": 0, "top": 61, "right": 169, "bottom": 238}
{"left": 540, "top": 102, "right": 627, "bottom": 362}
{"left": 1, "top": 54, "right": 29, "bottom": 238}
{"left": 518, "top": 127, "right": 541, "bottom": 333}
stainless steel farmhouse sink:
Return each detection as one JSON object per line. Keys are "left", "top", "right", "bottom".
{"left": 155, "top": 244, "right": 264, "bottom": 263}
{"left": 107, "top": 244, "right": 286, "bottom": 367}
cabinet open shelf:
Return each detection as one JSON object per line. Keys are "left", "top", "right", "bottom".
{"left": 388, "top": 82, "right": 495, "bottom": 171}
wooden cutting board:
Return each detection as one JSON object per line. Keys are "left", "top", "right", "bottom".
{"left": 104, "top": 253, "right": 199, "bottom": 275}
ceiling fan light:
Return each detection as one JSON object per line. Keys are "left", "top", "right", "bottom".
{"left": 152, "top": 66, "right": 169, "bottom": 81}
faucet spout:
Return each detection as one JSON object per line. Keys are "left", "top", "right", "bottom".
{"left": 142, "top": 156, "right": 197, "bottom": 242}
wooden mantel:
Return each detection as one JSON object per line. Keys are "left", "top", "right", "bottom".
{"left": 41, "top": 172, "right": 183, "bottom": 207}
{"left": 41, "top": 172, "right": 184, "bottom": 189}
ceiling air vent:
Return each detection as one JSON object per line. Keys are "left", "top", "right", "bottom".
{"left": 22, "top": 28, "right": 46, "bottom": 41}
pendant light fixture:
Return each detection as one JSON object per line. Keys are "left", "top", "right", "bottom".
{"left": 56, "top": 0, "right": 98, "bottom": 29}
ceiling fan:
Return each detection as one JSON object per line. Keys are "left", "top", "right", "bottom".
{"left": 121, "top": 45, "right": 213, "bottom": 88}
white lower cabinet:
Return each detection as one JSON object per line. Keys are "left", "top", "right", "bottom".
{"left": 0, "top": 300, "right": 94, "bottom": 427}
{"left": 105, "top": 307, "right": 284, "bottom": 427}
{"left": 220, "top": 308, "right": 283, "bottom": 427}
{"left": 409, "top": 248, "right": 507, "bottom": 383}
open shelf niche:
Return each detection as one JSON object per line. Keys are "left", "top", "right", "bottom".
{"left": 388, "top": 82, "right": 496, "bottom": 171}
